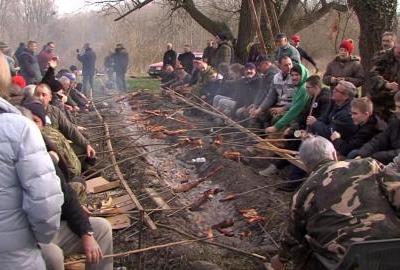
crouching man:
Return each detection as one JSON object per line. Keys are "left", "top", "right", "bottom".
{"left": 271, "top": 136, "right": 400, "bottom": 270}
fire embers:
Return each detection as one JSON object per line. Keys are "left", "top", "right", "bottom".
{"left": 178, "top": 137, "right": 203, "bottom": 148}
{"left": 189, "top": 188, "right": 223, "bottom": 211}
{"left": 238, "top": 208, "right": 266, "bottom": 224}
{"left": 223, "top": 151, "right": 242, "bottom": 161}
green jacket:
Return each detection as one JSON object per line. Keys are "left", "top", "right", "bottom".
{"left": 274, "top": 64, "right": 310, "bottom": 130}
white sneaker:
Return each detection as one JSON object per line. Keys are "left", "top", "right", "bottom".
{"left": 259, "top": 164, "right": 278, "bottom": 176}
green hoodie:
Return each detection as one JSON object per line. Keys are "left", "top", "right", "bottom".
{"left": 274, "top": 64, "right": 310, "bottom": 130}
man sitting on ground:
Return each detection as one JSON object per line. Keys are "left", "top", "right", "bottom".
{"left": 250, "top": 56, "right": 295, "bottom": 128}
{"left": 330, "top": 97, "right": 380, "bottom": 158}
{"left": 34, "top": 84, "right": 96, "bottom": 167}
{"left": 22, "top": 101, "right": 113, "bottom": 270}
{"left": 307, "top": 80, "right": 357, "bottom": 140}
{"left": 271, "top": 136, "right": 400, "bottom": 270}
{"left": 356, "top": 91, "right": 400, "bottom": 164}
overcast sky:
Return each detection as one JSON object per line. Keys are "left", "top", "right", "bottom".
{"left": 56, "top": 0, "right": 90, "bottom": 14}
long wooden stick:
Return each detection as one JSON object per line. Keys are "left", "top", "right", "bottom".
{"left": 260, "top": 0, "right": 276, "bottom": 51}
{"left": 64, "top": 238, "right": 206, "bottom": 266}
{"left": 93, "top": 105, "right": 157, "bottom": 230}
{"left": 156, "top": 223, "right": 269, "bottom": 260}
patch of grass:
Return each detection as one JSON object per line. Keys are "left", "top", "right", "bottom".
{"left": 127, "top": 75, "right": 160, "bottom": 93}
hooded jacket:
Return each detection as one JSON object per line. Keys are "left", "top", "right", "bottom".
{"left": 0, "top": 97, "right": 63, "bottom": 269}
{"left": 274, "top": 64, "right": 310, "bottom": 130}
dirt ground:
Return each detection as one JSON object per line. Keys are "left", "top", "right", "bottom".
{"left": 77, "top": 88, "right": 294, "bottom": 270}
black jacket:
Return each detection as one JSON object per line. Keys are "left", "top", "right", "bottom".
{"left": 178, "top": 52, "right": 195, "bottom": 73}
{"left": 358, "top": 118, "right": 400, "bottom": 164}
{"left": 112, "top": 49, "right": 129, "bottom": 74}
{"left": 163, "top": 49, "right": 177, "bottom": 67}
{"left": 252, "top": 66, "right": 280, "bottom": 106}
{"left": 19, "top": 49, "right": 42, "bottom": 84}
{"left": 77, "top": 48, "right": 96, "bottom": 76}
{"left": 311, "top": 99, "right": 357, "bottom": 140}
{"left": 296, "top": 46, "right": 317, "bottom": 67}
{"left": 233, "top": 75, "right": 264, "bottom": 109}
{"left": 203, "top": 46, "right": 215, "bottom": 64}
{"left": 294, "top": 87, "right": 331, "bottom": 130}
{"left": 333, "top": 114, "right": 380, "bottom": 157}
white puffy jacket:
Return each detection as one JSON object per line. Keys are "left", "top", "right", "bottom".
{"left": 0, "top": 97, "right": 64, "bottom": 269}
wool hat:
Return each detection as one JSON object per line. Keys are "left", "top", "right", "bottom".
{"left": 244, "top": 62, "right": 256, "bottom": 70}
{"left": 216, "top": 33, "right": 228, "bottom": 41}
{"left": 64, "top": 72, "right": 76, "bottom": 81}
{"left": 69, "top": 65, "right": 78, "bottom": 72}
{"left": 275, "top": 33, "right": 287, "bottom": 40}
{"left": 0, "top": 41, "right": 8, "bottom": 49}
{"left": 339, "top": 39, "right": 354, "bottom": 54}
{"left": 116, "top": 43, "right": 124, "bottom": 49}
{"left": 11, "top": 75, "right": 26, "bottom": 88}
{"left": 47, "top": 80, "right": 63, "bottom": 92}
{"left": 291, "top": 35, "right": 301, "bottom": 43}
{"left": 290, "top": 64, "right": 302, "bottom": 75}
{"left": 24, "top": 101, "right": 46, "bottom": 126}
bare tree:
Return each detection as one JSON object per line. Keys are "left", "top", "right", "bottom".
{"left": 89, "top": 0, "right": 349, "bottom": 62}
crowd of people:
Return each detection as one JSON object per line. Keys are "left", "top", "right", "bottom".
{"left": 0, "top": 40, "right": 114, "bottom": 269}
{"left": 1, "top": 29, "right": 400, "bottom": 270}
{"left": 159, "top": 31, "right": 400, "bottom": 269}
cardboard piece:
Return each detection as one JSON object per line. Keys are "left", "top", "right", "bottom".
{"left": 106, "top": 214, "right": 131, "bottom": 230}
{"left": 86, "top": 177, "right": 109, "bottom": 193}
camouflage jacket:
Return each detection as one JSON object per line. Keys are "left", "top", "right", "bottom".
{"left": 192, "top": 66, "right": 217, "bottom": 97}
{"left": 368, "top": 48, "right": 400, "bottom": 120}
{"left": 279, "top": 158, "right": 400, "bottom": 270}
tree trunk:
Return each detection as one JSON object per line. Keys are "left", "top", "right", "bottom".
{"left": 349, "top": 0, "right": 397, "bottom": 73}
{"left": 235, "top": 0, "right": 256, "bottom": 63}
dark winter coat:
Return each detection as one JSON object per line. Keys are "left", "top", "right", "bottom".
{"left": 232, "top": 75, "right": 263, "bottom": 109}
{"left": 252, "top": 66, "right": 280, "bottom": 106}
{"left": 112, "top": 49, "right": 129, "bottom": 74}
{"left": 178, "top": 52, "right": 196, "bottom": 73}
{"left": 77, "top": 48, "right": 96, "bottom": 76}
{"left": 333, "top": 114, "right": 380, "bottom": 157}
{"left": 358, "top": 118, "right": 400, "bottom": 164}
{"left": 310, "top": 99, "right": 357, "bottom": 140}
{"left": 19, "top": 49, "right": 42, "bottom": 84}
{"left": 323, "top": 56, "right": 364, "bottom": 89}
{"left": 214, "top": 41, "right": 233, "bottom": 68}
{"left": 248, "top": 43, "right": 263, "bottom": 63}
{"left": 293, "top": 87, "right": 331, "bottom": 130}
{"left": 296, "top": 46, "right": 316, "bottom": 67}
{"left": 368, "top": 48, "right": 400, "bottom": 121}
{"left": 38, "top": 48, "right": 56, "bottom": 74}
{"left": 203, "top": 46, "right": 216, "bottom": 64}
{"left": 163, "top": 49, "right": 177, "bottom": 67}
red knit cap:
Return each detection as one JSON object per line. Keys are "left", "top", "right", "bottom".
{"left": 339, "top": 39, "right": 354, "bottom": 54}
{"left": 11, "top": 75, "right": 26, "bottom": 88}
{"left": 291, "top": 35, "right": 301, "bottom": 43}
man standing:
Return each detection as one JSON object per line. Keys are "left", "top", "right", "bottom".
{"left": 178, "top": 45, "right": 195, "bottom": 74}
{"left": 38, "top": 42, "right": 56, "bottom": 75}
{"left": 77, "top": 43, "right": 96, "bottom": 97}
{"left": 271, "top": 136, "right": 400, "bottom": 270}
{"left": 369, "top": 40, "right": 400, "bottom": 121}
{"left": 291, "top": 35, "right": 317, "bottom": 71}
{"left": 214, "top": 33, "right": 233, "bottom": 69}
{"left": 19, "top": 40, "right": 42, "bottom": 84}
{"left": 202, "top": 40, "right": 215, "bottom": 65}
{"left": 163, "top": 43, "right": 177, "bottom": 68}
{"left": 274, "top": 33, "right": 301, "bottom": 64}
{"left": 112, "top": 44, "right": 129, "bottom": 92}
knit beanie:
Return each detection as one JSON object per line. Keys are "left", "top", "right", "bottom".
{"left": 291, "top": 35, "right": 301, "bottom": 43}
{"left": 11, "top": 75, "right": 26, "bottom": 88}
{"left": 24, "top": 101, "right": 46, "bottom": 126}
{"left": 339, "top": 39, "right": 354, "bottom": 54}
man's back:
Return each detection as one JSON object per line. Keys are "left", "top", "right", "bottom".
{"left": 281, "top": 158, "right": 400, "bottom": 269}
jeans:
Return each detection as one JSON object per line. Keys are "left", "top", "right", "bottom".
{"left": 82, "top": 75, "right": 94, "bottom": 97}
{"left": 115, "top": 72, "right": 126, "bottom": 91}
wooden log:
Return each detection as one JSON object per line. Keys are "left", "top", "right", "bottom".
{"left": 248, "top": 0, "right": 268, "bottom": 56}
{"left": 92, "top": 180, "right": 121, "bottom": 193}
{"left": 93, "top": 105, "right": 157, "bottom": 230}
